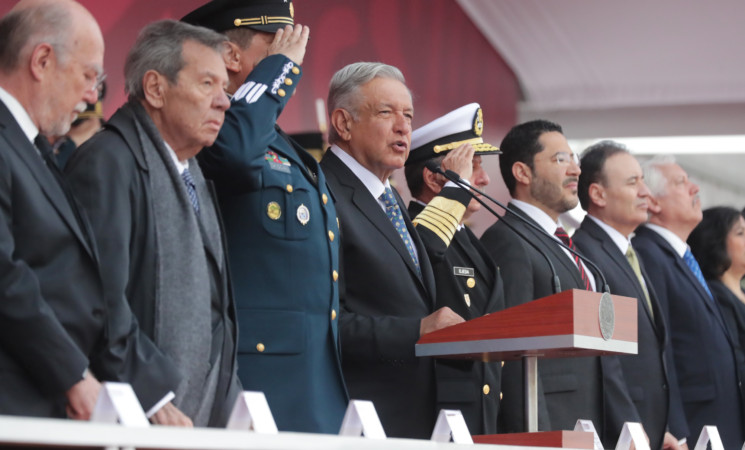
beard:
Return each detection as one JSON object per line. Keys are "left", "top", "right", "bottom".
{"left": 530, "top": 174, "right": 578, "bottom": 214}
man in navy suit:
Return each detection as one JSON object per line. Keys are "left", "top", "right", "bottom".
{"left": 633, "top": 155, "right": 745, "bottom": 449}
{"left": 572, "top": 142, "right": 688, "bottom": 449}
{"left": 321, "top": 62, "right": 465, "bottom": 438}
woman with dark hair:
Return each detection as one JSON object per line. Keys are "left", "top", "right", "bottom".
{"left": 688, "top": 206, "right": 745, "bottom": 352}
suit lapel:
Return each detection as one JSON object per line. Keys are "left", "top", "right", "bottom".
{"left": 583, "top": 218, "right": 658, "bottom": 327}
{"left": 643, "top": 227, "right": 729, "bottom": 332}
{"left": 0, "top": 106, "right": 94, "bottom": 258}
{"left": 509, "top": 204, "right": 586, "bottom": 289}
{"left": 325, "top": 151, "right": 430, "bottom": 294}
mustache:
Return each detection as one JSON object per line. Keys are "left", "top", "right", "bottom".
{"left": 562, "top": 177, "right": 579, "bottom": 187}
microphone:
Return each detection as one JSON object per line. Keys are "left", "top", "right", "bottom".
{"left": 426, "top": 162, "right": 610, "bottom": 294}
{"left": 425, "top": 160, "right": 563, "bottom": 293}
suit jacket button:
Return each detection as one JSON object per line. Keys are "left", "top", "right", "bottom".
{"left": 331, "top": 309, "right": 337, "bottom": 320}
{"left": 482, "top": 384, "right": 490, "bottom": 395}
{"left": 256, "top": 343, "right": 265, "bottom": 352}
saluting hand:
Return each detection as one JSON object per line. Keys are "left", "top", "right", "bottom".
{"left": 268, "top": 24, "right": 310, "bottom": 66}
{"left": 439, "top": 143, "right": 475, "bottom": 184}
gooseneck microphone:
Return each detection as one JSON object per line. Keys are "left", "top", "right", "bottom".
{"left": 426, "top": 161, "right": 563, "bottom": 294}
{"left": 425, "top": 160, "right": 610, "bottom": 294}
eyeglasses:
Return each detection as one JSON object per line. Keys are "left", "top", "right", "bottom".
{"left": 85, "top": 72, "right": 106, "bottom": 94}
{"left": 552, "top": 151, "right": 580, "bottom": 167}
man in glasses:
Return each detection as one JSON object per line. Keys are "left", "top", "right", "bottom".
{"left": 480, "top": 120, "right": 638, "bottom": 446}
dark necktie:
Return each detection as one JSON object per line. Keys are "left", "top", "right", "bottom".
{"left": 379, "top": 187, "right": 421, "bottom": 277}
{"left": 181, "top": 167, "right": 200, "bottom": 213}
{"left": 554, "top": 226, "right": 591, "bottom": 290}
{"left": 34, "top": 134, "right": 91, "bottom": 247}
{"left": 683, "top": 248, "right": 713, "bottom": 301}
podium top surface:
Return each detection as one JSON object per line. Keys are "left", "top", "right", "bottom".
{"left": 416, "top": 289, "right": 637, "bottom": 361}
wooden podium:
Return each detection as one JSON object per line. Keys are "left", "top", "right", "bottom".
{"left": 416, "top": 289, "right": 637, "bottom": 447}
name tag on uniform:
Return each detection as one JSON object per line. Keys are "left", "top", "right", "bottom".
{"left": 265, "top": 150, "right": 291, "bottom": 173}
{"left": 453, "top": 267, "right": 474, "bottom": 277}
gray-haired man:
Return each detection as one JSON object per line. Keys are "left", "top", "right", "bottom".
{"left": 66, "top": 19, "right": 241, "bottom": 427}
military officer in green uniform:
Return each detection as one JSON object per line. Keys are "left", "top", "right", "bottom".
{"left": 182, "top": 0, "right": 348, "bottom": 434}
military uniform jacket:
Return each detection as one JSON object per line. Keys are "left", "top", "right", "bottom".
{"left": 0, "top": 100, "right": 179, "bottom": 417}
{"left": 573, "top": 217, "right": 689, "bottom": 448}
{"left": 321, "top": 150, "right": 437, "bottom": 439}
{"left": 197, "top": 54, "right": 348, "bottom": 433}
{"left": 65, "top": 103, "right": 240, "bottom": 425}
{"left": 633, "top": 226, "right": 745, "bottom": 449}
{"left": 408, "top": 187, "right": 504, "bottom": 435}
{"left": 480, "top": 203, "right": 639, "bottom": 447}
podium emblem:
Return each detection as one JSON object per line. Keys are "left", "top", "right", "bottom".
{"left": 598, "top": 292, "right": 615, "bottom": 340}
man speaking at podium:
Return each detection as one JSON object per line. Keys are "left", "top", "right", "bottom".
{"left": 480, "top": 120, "right": 637, "bottom": 446}
{"left": 572, "top": 142, "right": 688, "bottom": 449}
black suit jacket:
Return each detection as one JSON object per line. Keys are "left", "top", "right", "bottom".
{"left": 321, "top": 150, "right": 437, "bottom": 439}
{"left": 633, "top": 226, "right": 745, "bottom": 449}
{"left": 0, "top": 100, "right": 177, "bottom": 416}
{"left": 409, "top": 195, "right": 503, "bottom": 435}
{"left": 573, "top": 217, "right": 689, "bottom": 448}
{"left": 480, "top": 203, "right": 638, "bottom": 446}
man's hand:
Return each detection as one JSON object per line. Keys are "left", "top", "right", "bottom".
{"left": 439, "top": 143, "right": 475, "bottom": 183}
{"left": 662, "top": 432, "right": 687, "bottom": 450}
{"left": 65, "top": 371, "right": 101, "bottom": 420}
{"left": 268, "top": 24, "right": 310, "bottom": 66}
{"left": 420, "top": 307, "right": 464, "bottom": 336}
{"left": 150, "top": 402, "right": 193, "bottom": 427}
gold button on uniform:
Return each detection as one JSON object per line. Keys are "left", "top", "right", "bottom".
{"left": 501, "top": 361, "right": 505, "bottom": 367}
{"left": 284, "top": 78, "right": 293, "bottom": 86}
{"left": 500, "top": 392, "right": 504, "bottom": 400}
{"left": 331, "top": 309, "right": 337, "bottom": 320}
{"left": 467, "top": 277, "right": 476, "bottom": 288}
{"left": 286, "top": 184, "right": 293, "bottom": 193}
{"left": 322, "top": 193, "right": 328, "bottom": 204}
{"left": 292, "top": 66, "right": 300, "bottom": 75}
{"left": 256, "top": 343, "right": 265, "bottom": 352}
{"left": 277, "top": 88, "right": 286, "bottom": 97}
{"left": 328, "top": 230, "right": 335, "bottom": 242}
{"left": 482, "top": 384, "right": 490, "bottom": 395}
{"left": 333, "top": 270, "right": 339, "bottom": 281}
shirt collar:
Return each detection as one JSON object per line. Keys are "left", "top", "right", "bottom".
{"left": 644, "top": 223, "right": 688, "bottom": 257}
{"left": 511, "top": 199, "right": 559, "bottom": 235}
{"left": 588, "top": 215, "right": 631, "bottom": 255}
{"left": 331, "top": 144, "right": 389, "bottom": 199}
{"left": 163, "top": 140, "right": 189, "bottom": 175}
{"left": 0, "top": 85, "right": 39, "bottom": 144}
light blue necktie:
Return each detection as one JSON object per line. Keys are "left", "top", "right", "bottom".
{"left": 379, "top": 187, "right": 420, "bottom": 277}
{"left": 683, "top": 248, "right": 713, "bottom": 301}
{"left": 181, "top": 168, "right": 200, "bottom": 213}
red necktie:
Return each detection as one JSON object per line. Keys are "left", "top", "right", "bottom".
{"left": 555, "top": 227, "right": 591, "bottom": 290}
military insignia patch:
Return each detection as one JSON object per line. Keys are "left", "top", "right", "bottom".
{"left": 265, "top": 150, "right": 291, "bottom": 173}
{"left": 267, "top": 201, "right": 282, "bottom": 220}
{"left": 296, "top": 204, "right": 310, "bottom": 225}
{"left": 464, "top": 293, "right": 471, "bottom": 307}
{"left": 473, "top": 108, "right": 484, "bottom": 137}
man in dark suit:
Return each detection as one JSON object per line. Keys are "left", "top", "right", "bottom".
{"left": 321, "top": 62, "right": 465, "bottom": 439}
{"left": 480, "top": 120, "right": 638, "bottom": 446}
{"left": 572, "top": 142, "right": 688, "bottom": 450}
{"left": 633, "top": 156, "right": 745, "bottom": 449}
{"left": 404, "top": 103, "right": 504, "bottom": 435}
{"left": 181, "top": 0, "right": 348, "bottom": 433}
{"left": 0, "top": 0, "right": 180, "bottom": 423}
{"left": 66, "top": 20, "right": 241, "bottom": 428}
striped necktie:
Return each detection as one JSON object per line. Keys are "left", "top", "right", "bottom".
{"left": 683, "top": 248, "right": 713, "bottom": 301}
{"left": 181, "top": 167, "right": 200, "bottom": 213}
{"left": 554, "top": 227, "right": 591, "bottom": 290}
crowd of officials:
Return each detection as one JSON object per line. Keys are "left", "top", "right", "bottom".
{"left": 1, "top": 1, "right": 744, "bottom": 449}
